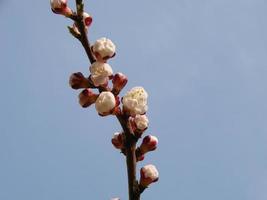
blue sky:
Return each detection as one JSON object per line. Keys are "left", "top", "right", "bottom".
{"left": 1, "top": 0, "right": 267, "bottom": 199}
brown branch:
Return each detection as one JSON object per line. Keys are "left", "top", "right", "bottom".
{"left": 73, "top": 0, "right": 96, "bottom": 64}
{"left": 73, "top": 1, "right": 141, "bottom": 199}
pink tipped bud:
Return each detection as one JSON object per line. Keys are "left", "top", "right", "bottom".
{"left": 111, "top": 132, "right": 124, "bottom": 149}
{"left": 136, "top": 154, "right": 145, "bottom": 162}
{"left": 112, "top": 73, "right": 128, "bottom": 95}
{"left": 140, "top": 135, "right": 158, "bottom": 154}
{"left": 50, "top": 0, "right": 72, "bottom": 16}
{"left": 83, "top": 12, "right": 93, "bottom": 27}
{"left": 78, "top": 89, "right": 98, "bottom": 108}
{"left": 140, "top": 164, "right": 159, "bottom": 187}
{"left": 69, "top": 72, "right": 91, "bottom": 89}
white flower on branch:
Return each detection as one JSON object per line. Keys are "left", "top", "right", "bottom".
{"left": 89, "top": 61, "right": 113, "bottom": 87}
{"left": 134, "top": 114, "right": 149, "bottom": 131}
{"left": 92, "top": 37, "right": 116, "bottom": 61}
{"left": 95, "top": 91, "right": 116, "bottom": 115}
{"left": 122, "top": 87, "right": 148, "bottom": 116}
{"left": 50, "top": 0, "right": 72, "bottom": 16}
{"left": 140, "top": 164, "right": 159, "bottom": 187}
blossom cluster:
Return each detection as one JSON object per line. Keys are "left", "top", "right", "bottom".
{"left": 51, "top": 0, "right": 159, "bottom": 197}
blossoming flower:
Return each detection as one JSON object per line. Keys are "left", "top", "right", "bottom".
{"left": 89, "top": 61, "right": 113, "bottom": 86}
{"left": 50, "top": 0, "right": 72, "bottom": 16}
{"left": 122, "top": 87, "right": 148, "bottom": 116}
{"left": 92, "top": 37, "right": 116, "bottom": 61}
{"left": 95, "top": 91, "right": 116, "bottom": 115}
{"left": 140, "top": 164, "right": 159, "bottom": 187}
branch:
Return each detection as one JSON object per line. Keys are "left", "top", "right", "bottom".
{"left": 73, "top": 1, "right": 142, "bottom": 199}
{"left": 73, "top": 0, "right": 96, "bottom": 64}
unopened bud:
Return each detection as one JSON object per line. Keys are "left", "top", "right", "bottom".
{"left": 134, "top": 115, "right": 149, "bottom": 131}
{"left": 111, "top": 132, "right": 124, "bottom": 149}
{"left": 140, "top": 164, "right": 159, "bottom": 187}
{"left": 50, "top": 0, "right": 72, "bottom": 16}
{"left": 78, "top": 89, "right": 98, "bottom": 108}
{"left": 95, "top": 91, "right": 116, "bottom": 116}
{"left": 83, "top": 12, "right": 93, "bottom": 27}
{"left": 139, "top": 135, "right": 158, "bottom": 154}
{"left": 92, "top": 37, "right": 116, "bottom": 62}
{"left": 90, "top": 62, "right": 113, "bottom": 87}
{"left": 112, "top": 73, "right": 128, "bottom": 95}
{"left": 136, "top": 154, "right": 145, "bottom": 162}
{"left": 69, "top": 72, "right": 91, "bottom": 89}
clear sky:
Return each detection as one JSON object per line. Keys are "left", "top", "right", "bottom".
{"left": 1, "top": 0, "right": 267, "bottom": 199}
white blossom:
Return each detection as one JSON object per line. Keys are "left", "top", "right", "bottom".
{"left": 122, "top": 87, "right": 148, "bottom": 116}
{"left": 92, "top": 37, "right": 116, "bottom": 60}
{"left": 134, "top": 114, "right": 149, "bottom": 130}
{"left": 90, "top": 61, "right": 113, "bottom": 86}
{"left": 140, "top": 164, "right": 159, "bottom": 186}
{"left": 95, "top": 92, "right": 116, "bottom": 115}
{"left": 142, "top": 164, "right": 159, "bottom": 180}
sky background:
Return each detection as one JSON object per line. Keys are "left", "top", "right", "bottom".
{"left": 1, "top": 0, "right": 267, "bottom": 199}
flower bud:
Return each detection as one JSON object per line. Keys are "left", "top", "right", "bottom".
{"left": 78, "top": 89, "right": 98, "bottom": 108}
{"left": 92, "top": 37, "right": 116, "bottom": 61}
{"left": 83, "top": 12, "right": 93, "bottom": 27}
{"left": 69, "top": 72, "right": 91, "bottom": 89}
{"left": 139, "top": 135, "right": 158, "bottom": 154}
{"left": 136, "top": 154, "right": 145, "bottom": 162}
{"left": 134, "top": 115, "right": 149, "bottom": 131}
{"left": 95, "top": 91, "right": 116, "bottom": 115}
{"left": 112, "top": 73, "right": 128, "bottom": 95}
{"left": 122, "top": 87, "right": 148, "bottom": 116}
{"left": 111, "top": 132, "right": 124, "bottom": 149}
{"left": 140, "top": 164, "right": 159, "bottom": 187}
{"left": 90, "top": 62, "right": 113, "bottom": 87}
{"left": 50, "top": 0, "right": 72, "bottom": 16}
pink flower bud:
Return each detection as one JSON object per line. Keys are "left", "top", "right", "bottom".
{"left": 83, "top": 12, "right": 93, "bottom": 27}
{"left": 69, "top": 72, "right": 91, "bottom": 89}
{"left": 50, "top": 0, "right": 72, "bottom": 16}
{"left": 140, "top": 164, "right": 159, "bottom": 187}
{"left": 111, "top": 132, "right": 124, "bottom": 149}
{"left": 136, "top": 154, "right": 145, "bottom": 162}
{"left": 112, "top": 73, "right": 128, "bottom": 95}
{"left": 139, "top": 135, "right": 158, "bottom": 154}
{"left": 78, "top": 89, "right": 98, "bottom": 108}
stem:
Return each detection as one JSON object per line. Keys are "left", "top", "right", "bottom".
{"left": 117, "top": 114, "right": 140, "bottom": 200}
{"left": 73, "top": 1, "right": 141, "bottom": 199}
{"left": 75, "top": 0, "right": 96, "bottom": 64}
